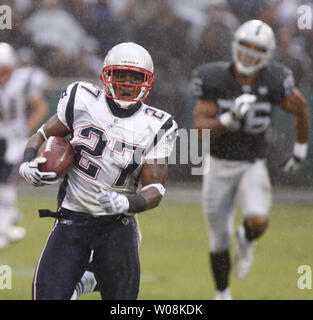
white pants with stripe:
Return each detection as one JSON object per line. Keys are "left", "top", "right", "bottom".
{"left": 202, "top": 155, "right": 272, "bottom": 252}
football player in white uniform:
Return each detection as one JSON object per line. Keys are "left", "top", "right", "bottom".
{"left": 192, "top": 20, "right": 310, "bottom": 299}
{"left": 19, "top": 42, "right": 178, "bottom": 300}
{"left": 0, "top": 43, "right": 49, "bottom": 249}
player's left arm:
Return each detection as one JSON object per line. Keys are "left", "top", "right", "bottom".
{"left": 97, "top": 117, "right": 177, "bottom": 215}
{"left": 27, "top": 95, "right": 49, "bottom": 133}
{"left": 280, "top": 88, "right": 310, "bottom": 143}
{"left": 280, "top": 88, "right": 311, "bottom": 171}
{"left": 96, "top": 159, "right": 168, "bottom": 215}
{"left": 136, "top": 159, "right": 168, "bottom": 210}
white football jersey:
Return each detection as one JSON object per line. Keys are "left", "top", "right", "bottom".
{"left": 57, "top": 81, "right": 177, "bottom": 215}
{"left": 0, "top": 66, "right": 48, "bottom": 138}
{"left": 0, "top": 66, "right": 49, "bottom": 163}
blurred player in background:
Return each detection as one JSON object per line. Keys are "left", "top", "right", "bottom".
{"left": 19, "top": 42, "right": 178, "bottom": 300}
{"left": 192, "top": 20, "right": 310, "bottom": 300}
{"left": 0, "top": 43, "right": 49, "bottom": 249}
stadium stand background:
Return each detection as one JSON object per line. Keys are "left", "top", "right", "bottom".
{"left": 3, "top": 0, "right": 313, "bottom": 185}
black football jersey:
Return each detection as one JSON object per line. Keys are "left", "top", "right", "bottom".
{"left": 191, "top": 61, "right": 295, "bottom": 160}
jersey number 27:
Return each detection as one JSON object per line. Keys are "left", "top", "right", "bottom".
{"left": 73, "top": 125, "right": 145, "bottom": 188}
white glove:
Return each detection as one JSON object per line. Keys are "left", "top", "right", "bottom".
{"left": 19, "top": 157, "right": 59, "bottom": 187}
{"left": 219, "top": 94, "right": 256, "bottom": 132}
{"left": 96, "top": 189, "right": 130, "bottom": 215}
{"left": 219, "top": 112, "right": 241, "bottom": 132}
{"left": 281, "top": 142, "right": 308, "bottom": 173}
{"left": 232, "top": 93, "right": 256, "bottom": 119}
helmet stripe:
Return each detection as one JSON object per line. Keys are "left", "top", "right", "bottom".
{"left": 255, "top": 24, "right": 262, "bottom": 36}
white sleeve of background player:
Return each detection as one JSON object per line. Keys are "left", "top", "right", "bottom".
{"left": 145, "top": 118, "right": 178, "bottom": 160}
{"left": 57, "top": 82, "right": 78, "bottom": 130}
{"left": 27, "top": 69, "right": 50, "bottom": 100}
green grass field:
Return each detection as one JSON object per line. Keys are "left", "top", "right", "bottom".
{"left": 0, "top": 193, "right": 313, "bottom": 300}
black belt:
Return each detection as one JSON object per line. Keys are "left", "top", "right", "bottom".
{"left": 38, "top": 207, "right": 123, "bottom": 222}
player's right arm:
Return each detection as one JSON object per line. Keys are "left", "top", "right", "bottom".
{"left": 193, "top": 98, "right": 228, "bottom": 138}
{"left": 19, "top": 115, "right": 70, "bottom": 187}
{"left": 23, "top": 114, "right": 70, "bottom": 160}
{"left": 191, "top": 65, "right": 241, "bottom": 138}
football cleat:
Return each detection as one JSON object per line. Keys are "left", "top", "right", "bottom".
{"left": 234, "top": 226, "right": 255, "bottom": 280}
{"left": 214, "top": 288, "right": 232, "bottom": 300}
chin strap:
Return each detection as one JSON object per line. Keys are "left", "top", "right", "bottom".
{"left": 107, "top": 87, "right": 135, "bottom": 109}
{"left": 115, "top": 99, "right": 136, "bottom": 109}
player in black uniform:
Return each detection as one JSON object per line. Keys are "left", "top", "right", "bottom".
{"left": 192, "top": 20, "right": 310, "bottom": 299}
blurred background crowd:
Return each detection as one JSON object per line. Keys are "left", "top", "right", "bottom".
{"left": 2, "top": 0, "right": 313, "bottom": 184}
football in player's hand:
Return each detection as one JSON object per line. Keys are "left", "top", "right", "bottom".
{"left": 37, "top": 136, "right": 74, "bottom": 178}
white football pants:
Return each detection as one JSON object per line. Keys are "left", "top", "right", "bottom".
{"left": 202, "top": 155, "right": 272, "bottom": 252}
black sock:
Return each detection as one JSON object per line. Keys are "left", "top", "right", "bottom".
{"left": 210, "top": 250, "right": 230, "bottom": 291}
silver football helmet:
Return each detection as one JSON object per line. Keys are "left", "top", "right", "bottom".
{"left": 100, "top": 42, "right": 154, "bottom": 109}
{"left": 232, "top": 20, "right": 276, "bottom": 75}
{"left": 0, "top": 42, "right": 17, "bottom": 68}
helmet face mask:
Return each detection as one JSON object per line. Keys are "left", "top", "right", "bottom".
{"left": 100, "top": 43, "right": 155, "bottom": 109}
{"left": 233, "top": 41, "right": 270, "bottom": 75}
{"left": 232, "top": 20, "right": 276, "bottom": 76}
{"left": 101, "top": 65, "right": 154, "bottom": 107}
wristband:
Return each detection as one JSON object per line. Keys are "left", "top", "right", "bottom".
{"left": 37, "top": 124, "right": 48, "bottom": 141}
{"left": 126, "top": 194, "right": 147, "bottom": 213}
{"left": 293, "top": 142, "right": 308, "bottom": 160}
{"left": 141, "top": 183, "right": 166, "bottom": 196}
